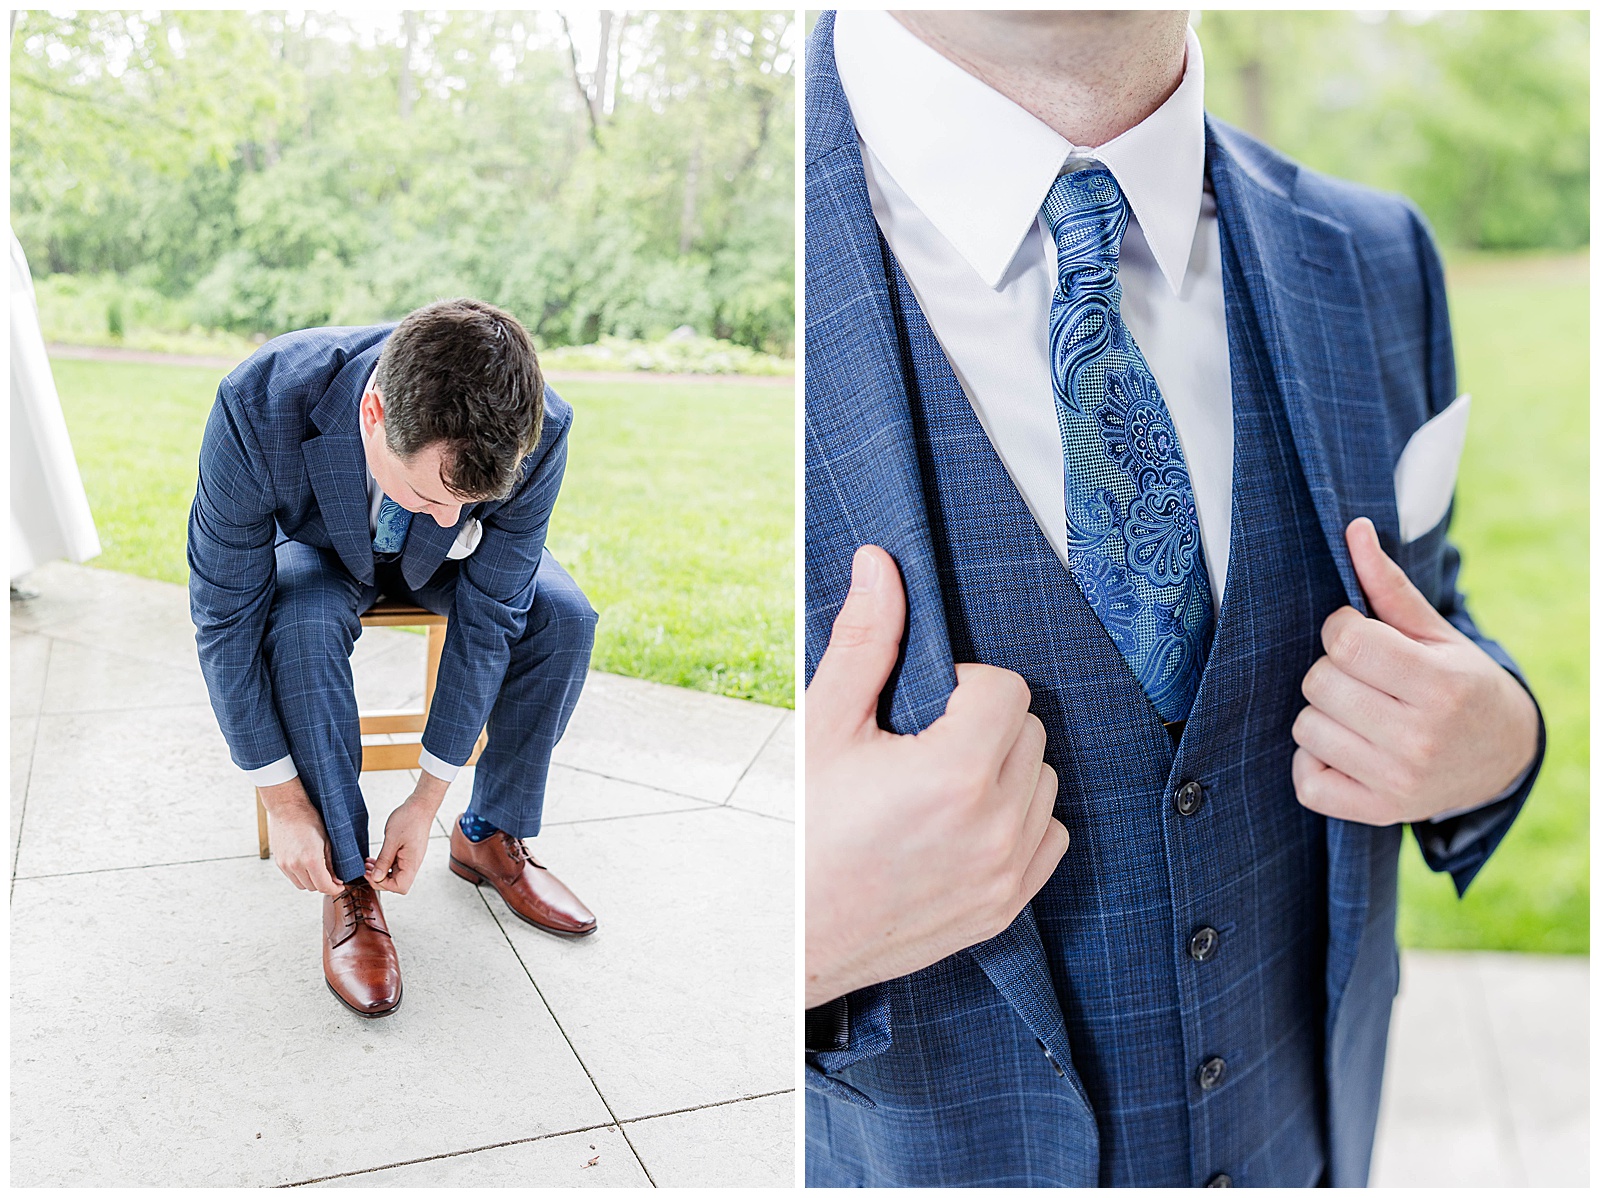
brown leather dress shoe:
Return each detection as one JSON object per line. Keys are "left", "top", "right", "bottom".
{"left": 322, "top": 878, "right": 402, "bottom": 1017}
{"left": 449, "top": 823, "right": 597, "bottom": 937}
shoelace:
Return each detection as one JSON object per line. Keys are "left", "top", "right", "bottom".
{"left": 339, "top": 883, "right": 375, "bottom": 927}
{"left": 500, "top": 832, "right": 547, "bottom": 870}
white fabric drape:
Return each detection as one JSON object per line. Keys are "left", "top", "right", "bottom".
{"left": 10, "top": 229, "right": 100, "bottom": 579}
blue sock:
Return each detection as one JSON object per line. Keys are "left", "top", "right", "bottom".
{"left": 459, "top": 811, "right": 500, "bottom": 842}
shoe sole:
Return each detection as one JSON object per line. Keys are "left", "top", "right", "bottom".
{"left": 449, "top": 856, "right": 598, "bottom": 938}
{"left": 324, "top": 977, "right": 403, "bottom": 1019}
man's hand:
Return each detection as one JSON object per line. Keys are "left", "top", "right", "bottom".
{"left": 1291, "top": 517, "right": 1539, "bottom": 825}
{"left": 257, "top": 778, "right": 343, "bottom": 895}
{"left": 805, "top": 545, "right": 1069, "bottom": 1010}
{"left": 366, "top": 771, "right": 450, "bottom": 894}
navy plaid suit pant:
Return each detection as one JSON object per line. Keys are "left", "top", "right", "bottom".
{"left": 265, "top": 539, "right": 596, "bottom": 882}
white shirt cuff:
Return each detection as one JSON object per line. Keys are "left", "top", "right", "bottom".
{"left": 417, "top": 746, "right": 461, "bottom": 783}
{"left": 244, "top": 754, "right": 299, "bottom": 787}
{"left": 1427, "top": 757, "right": 1535, "bottom": 823}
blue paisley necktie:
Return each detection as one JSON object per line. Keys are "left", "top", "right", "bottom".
{"left": 1043, "top": 164, "right": 1214, "bottom": 724}
{"left": 373, "top": 494, "right": 413, "bottom": 556}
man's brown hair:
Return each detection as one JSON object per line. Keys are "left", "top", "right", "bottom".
{"left": 374, "top": 297, "right": 544, "bottom": 500}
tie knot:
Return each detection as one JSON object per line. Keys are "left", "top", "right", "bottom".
{"left": 1041, "top": 165, "right": 1128, "bottom": 274}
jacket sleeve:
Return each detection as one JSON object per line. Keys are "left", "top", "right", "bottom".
{"left": 418, "top": 408, "right": 570, "bottom": 767}
{"left": 187, "top": 380, "right": 292, "bottom": 770}
{"left": 1404, "top": 205, "right": 1546, "bottom": 896}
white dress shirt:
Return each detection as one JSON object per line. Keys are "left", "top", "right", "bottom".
{"left": 834, "top": 11, "right": 1511, "bottom": 821}
{"left": 245, "top": 368, "right": 459, "bottom": 788}
{"left": 835, "top": 10, "right": 1232, "bottom": 608}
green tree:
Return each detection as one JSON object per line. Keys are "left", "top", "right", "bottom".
{"left": 11, "top": 10, "right": 796, "bottom": 352}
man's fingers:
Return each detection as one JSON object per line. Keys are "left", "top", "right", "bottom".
{"left": 391, "top": 859, "right": 417, "bottom": 895}
{"left": 379, "top": 853, "right": 405, "bottom": 893}
{"left": 369, "top": 837, "right": 400, "bottom": 885}
{"left": 805, "top": 545, "right": 908, "bottom": 741}
{"left": 308, "top": 858, "right": 343, "bottom": 896}
{"left": 372, "top": 835, "right": 423, "bottom": 893}
{"left": 1291, "top": 704, "right": 1394, "bottom": 795}
{"left": 1345, "top": 517, "right": 1454, "bottom": 643}
{"left": 1320, "top": 606, "right": 1432, "bottom": 703}
{"left": 995, "top": 712, "right": 1048, "bottom": 804}
{"left": 1300, "top": 656, "right": 1408, "bottom": 748}
{"left": 1018, "top": 816, "right": 1070, "bottom": 900}
{"left": 375, "top": 845, "right": 416, "bottom": 894}
{"left": 930, "top": 662, "right": 1033, "bottom": 770}
{"left": 1291, "top": 746, "right": 1395, "bottom": 825}
{"left": 1014, "top": 758, "right": 1062, "bottom": 866}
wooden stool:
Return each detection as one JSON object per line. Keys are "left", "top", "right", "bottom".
{"left": 254, "top": 600, "right": 488, "bottom": 859}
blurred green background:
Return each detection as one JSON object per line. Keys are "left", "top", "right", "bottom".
{"left": 1200, "top": 10, "right": 1588, "bottom": 954}
{"left": 1199, "top": 11, "right": 1588, "bottom": 252}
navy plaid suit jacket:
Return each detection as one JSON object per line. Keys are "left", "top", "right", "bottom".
{"left": 804, "top": 11, "right": 1543, "bottom": 1187}
{"left": 188, "top": 324, "right": 572, "bottom": 773}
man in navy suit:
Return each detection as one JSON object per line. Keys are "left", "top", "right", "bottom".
{"left": 803, "top": 11, "right": 1542, "bottom": 1186}
{"left": 190, "top": 298, "right": 599, "bottom": 1019}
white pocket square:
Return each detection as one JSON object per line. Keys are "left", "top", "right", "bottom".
{"left": 445, "top": 517, "right": 483, "bottom": 560}
{"left": 1394, "top": 393, "right": 1470, "bottom": 543}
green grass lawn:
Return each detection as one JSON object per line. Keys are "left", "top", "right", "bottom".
{"left": 546, "top": 379, "right": 794, "bottom": 707}
{"left": 47, "top": 360, "right": 794, "bottom": 709}
{"left": 1394, "top": 253, "right": 1588, "bottom": 953}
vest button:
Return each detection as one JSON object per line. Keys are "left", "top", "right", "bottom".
{"left": 1174, "top": 780, "right": 1205, "bottom": 816}
{"left": 1206, "top": 1173, "right": 1234, "bottom": 1187}
{"left": 1198, "top": 1056, "right": 1227, "bottom": 1091}
{"left": 1189, "top": 926, "right": 1220, "bottom": 962}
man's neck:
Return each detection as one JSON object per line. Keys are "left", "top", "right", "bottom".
{"left": 890, "top": 10, "right": 1189, "bottom": 148}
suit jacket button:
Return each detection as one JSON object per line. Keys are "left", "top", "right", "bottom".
{"left": 1175, "top": 780, "right": 1205, "bottom": 816}
{"left": 1206, "top": 1173, "right": 1234, "bottom": 1187}
{"left": 1189, "top": 926, "right": 1220, "bottom": 962}
{"left": 1198, "top": 1056, "right": 1227, "bottom": 1091}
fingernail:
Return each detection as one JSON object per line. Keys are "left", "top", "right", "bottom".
{"left": 851, "top": 546, "right": 879, "bottom": 592}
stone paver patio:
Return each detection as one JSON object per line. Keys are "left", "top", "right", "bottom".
{"left": 10, "top": 562, "right": 794, "bottom": 1187}
{"left": 1372, "top": 949, "right": 1588, "bottom": 1187}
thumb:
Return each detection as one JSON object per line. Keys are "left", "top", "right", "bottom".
{"left": 368, "top": 833, "right": 399, "bottom": 884}
{"left": 805, "top": 545, "right": 907, "bottom": 740}
{"left": 1345, "top": 517, "right": 1453, "bottom": 642}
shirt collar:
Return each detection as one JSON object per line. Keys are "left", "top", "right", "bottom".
{"left": 835, "top": 11, "right": 1206, "bottom": 295}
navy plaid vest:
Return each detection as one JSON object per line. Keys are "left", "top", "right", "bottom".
{"left": 876, "top": 210, "right": 1343, "bottom": 1184}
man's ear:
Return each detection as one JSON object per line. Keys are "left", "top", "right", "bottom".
{"left": 359, "top": 387, "right": 384, "bottom": 437}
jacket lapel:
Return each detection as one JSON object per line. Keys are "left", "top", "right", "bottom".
{"left": 807, "top": 10, "right": 1070, "bottom": 1070}
{"left": 805, "top": 25, "right": 957, "bottom": 737}
{"left": 400, "top": 510, "right": 462, "bottom": 590}
{"left": 1208, "top": 120, "right": 1394, "bottom": 1022}
{"left": 303, "top": 346, "right": 383, "bottom": 586}
{"left": 1206, "top": 120, "right": 1401, "bottom": 617}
